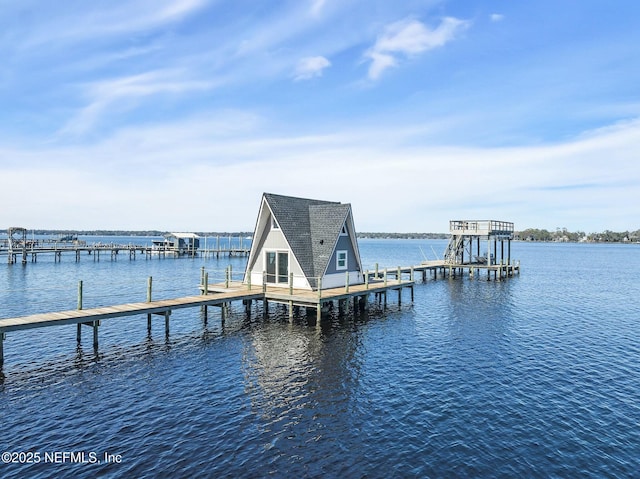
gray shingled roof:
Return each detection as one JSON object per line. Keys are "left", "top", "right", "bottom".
{"left": 264, "top": 193, "right": 351, "bottom": 287}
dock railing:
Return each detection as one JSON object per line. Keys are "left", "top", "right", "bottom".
{"left": 206, "top": 266, "right": 410, "bottom": 297}
{"left": 449, "top": 220, "right": 514, "bottom": 237}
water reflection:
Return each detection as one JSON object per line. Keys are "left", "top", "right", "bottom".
{"left": 241, "top": 312, "right": 366, "bottom": 466}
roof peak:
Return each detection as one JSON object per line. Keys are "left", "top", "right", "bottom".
{"left": 263, "top": 192, "right": 342, "bottom": 206}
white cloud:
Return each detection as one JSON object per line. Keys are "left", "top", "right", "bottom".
{"left": 20, "top": 0, "right": 209, "bottom": 48}
{"left": 365, "top": 17, "right": 470, "bottom": 80}
{"left": 311, "top": 0, "right": 326, "bottom": 16}
{"left": 490, "top": 13, "right": 505, "bottom": 22}
{"left": 3, "top": 116, "right": 639, "bottom": 232}
{"left": 294, "top": 56, "right": 332, "bottom": 81}
{"left": 59, "top": 70, "right": 213, "bottom": 136}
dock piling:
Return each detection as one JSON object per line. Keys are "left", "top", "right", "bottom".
{"left": 147, "top": 276, "right": 153, "bottom": 303}
{"left": 77, "top": 281, "right": 84, "bottom": 343}
{"left": 77, "top": 280, "right": 83, "bottom": 311}
{"left": 147, "top": 276, "right": 153, "bottom": 331}
{"left": 92, "top": 321, "right": 99, "bottom": 349}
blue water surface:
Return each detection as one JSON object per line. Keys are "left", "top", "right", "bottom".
{"left": 1, "top": 239, "right": 639, "bottom": 478}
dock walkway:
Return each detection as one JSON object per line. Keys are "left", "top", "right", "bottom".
{"left": 0, "top": 258, "right": 519, "bottom": 368}
{"left": 0, "top": 276, "right": 414, "bottom": 367}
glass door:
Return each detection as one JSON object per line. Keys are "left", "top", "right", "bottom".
{"left": 266, "top": 252, "right": 276, "bottom": 283}
{"left": 277, "top": 252, "right": 288, "bottom": 283}
{"left": 265, "top": 251, "right": 288, "bottom": 284}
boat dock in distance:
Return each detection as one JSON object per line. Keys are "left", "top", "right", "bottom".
{"left": 0, "top": 228, "right": 250, "bottom": 264}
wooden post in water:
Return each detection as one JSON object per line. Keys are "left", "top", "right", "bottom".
{"left": 147, "top": 276, "right": 153, "bottom": 332}
{"left": 262, "top": 271, "right": 268, "bottom": 317}
{"left": 204, "top": 273, "right": 209, "bottom": 296}
{"left": 92, "top": 321, "right": 99, "bottom": 349}
{"left": 316, "top": 277, "right": 323, "bottom": 324}
{"left": 147, "top": 276, "right": 153, "bottom": 302}
{"left": 77, "top": 280, "right": 83, "bottom": 310}
{"left": 1, "top": 332, "right": 5, "bottom": 367}
{"left": 77, "top": 280, "right": 83, "bottom": 343}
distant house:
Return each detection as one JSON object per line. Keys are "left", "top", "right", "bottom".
{"left": 243, "top": 193, "right": 364, "bottom": 290}
{"left": 151, "top": 232, "right": 200, "bottom": 255}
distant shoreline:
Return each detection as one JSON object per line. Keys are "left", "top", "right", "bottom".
{"left": 1, "top": 229, "right": 638, "bottom": 244}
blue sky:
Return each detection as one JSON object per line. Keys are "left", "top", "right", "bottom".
{"left": 1, "top": 0, "right": 639, "bottom": 232}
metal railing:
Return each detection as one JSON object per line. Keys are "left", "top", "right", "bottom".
{"left": 449, "top": 220, "right": 514, "bottom": 235}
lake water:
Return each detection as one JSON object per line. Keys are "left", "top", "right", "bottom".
{"left": 1, "top": 238, "right": 639, "bottom": 478}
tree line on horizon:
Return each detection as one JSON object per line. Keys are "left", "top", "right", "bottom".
{"left": 516, "top": 227, "right": 640, "bottom": 243}
{"left": 2, "top": 228, "right": 638, "bottom": 243}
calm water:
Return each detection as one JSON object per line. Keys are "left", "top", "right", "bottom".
{"left": 1, "top": 239, "right": 639, "bottom": 478}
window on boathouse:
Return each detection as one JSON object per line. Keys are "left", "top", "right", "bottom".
{"left": 336, "top": 250, "right": 348, "bottom": 270}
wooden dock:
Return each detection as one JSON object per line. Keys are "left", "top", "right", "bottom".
{"left": 0, "top": 244, "right": 249, "bottom": 264}
{"left": 0, "top": 274, "right": 414, "bottom": 368}
{"left": 0, "top": 258, "right": 519, "bottom": 369}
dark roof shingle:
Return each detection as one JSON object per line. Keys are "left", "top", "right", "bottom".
{"left": 264, "top": 193, "right": 350, "bottom": 284}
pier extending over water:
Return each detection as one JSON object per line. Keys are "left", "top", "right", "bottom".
{"left": 0, "top": 228, "right": 250, "bottom": 264}
{"left": 0, "top": 258, "right": 520, "bottom": 369}
{"left": 0, "top": 268, "right": 416, "bottom": 368}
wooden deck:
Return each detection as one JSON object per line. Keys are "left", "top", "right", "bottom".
{"left": 0, "top": 277, "right": 414, "bottom": 367}
{"left": 0, "top": 292, "right": 262, "bottom": 334}
{"left": 0, "top": 259, "right": 519, "bottom": 368}
{"left": 0, "top": 244, "right": 249, "bottom": 264}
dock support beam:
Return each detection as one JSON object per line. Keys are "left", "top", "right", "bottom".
{"left": 0, "top": 332, "right": 5, "bottom": 368}
{"left": 93, "top": 321, "right": 99, "bottom": 349}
